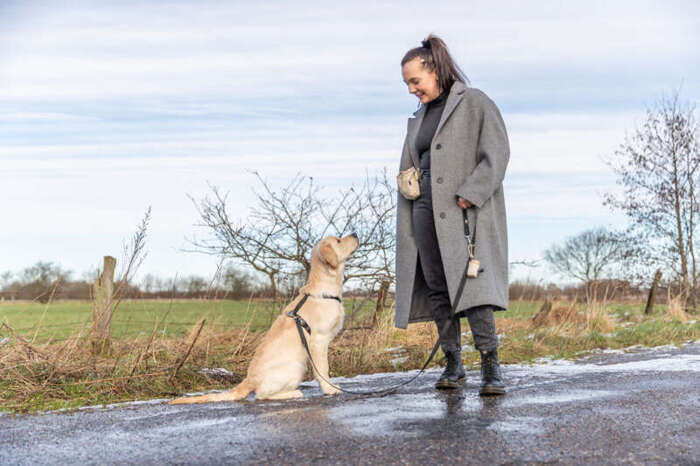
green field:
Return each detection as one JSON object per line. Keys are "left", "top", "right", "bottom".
{"left": 0, "top": 297, "right": 384, "bottom": 343}
{"left": 0, "top": 298, "right": 662, "bottom": 343}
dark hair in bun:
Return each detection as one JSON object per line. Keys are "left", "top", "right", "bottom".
{"left": 402, "top": 34, "right": 469, "bottom": 93}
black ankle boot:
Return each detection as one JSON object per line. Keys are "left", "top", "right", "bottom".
{"left": 479, "top": 349, "right": 505, "bottom": 396}
{"left": 435, "top": 349, "right": 466, "bottom": 389}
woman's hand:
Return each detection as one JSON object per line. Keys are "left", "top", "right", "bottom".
{"left": 457, "top": 197, "right": 473, "bottom": 209}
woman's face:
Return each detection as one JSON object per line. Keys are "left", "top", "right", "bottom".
{"left": 402, "top": 57, "right": 441, "bottom": 104}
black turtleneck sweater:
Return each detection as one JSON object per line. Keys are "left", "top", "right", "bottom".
{"left": 415, "top": 88, "right": 449, "bottom": 170}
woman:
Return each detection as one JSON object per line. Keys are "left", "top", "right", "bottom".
{"left": 395, "top": 35, "right": 509, "bottom": 396}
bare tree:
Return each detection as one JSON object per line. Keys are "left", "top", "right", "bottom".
{"left": 188, "top": 170, "right": 396, "bottom": 301}
{"left": 542, "top": 227, "right": 639, "bottom": 301}
{"left": 188, "top": 173, "right": 319, "bottom": 297}
{"left": 0, "top": 271, "right": 12, "bottom": 289}
{"left": 603, "top": 89, "right": 700, "bottom": 310}
{"left": 184, "top": 275, "right": 208, "bottom": 296}
{"left": 222, "top": 265, "right": 256, "bottom": 299}
{"left": 337, "top": 169, "right": 396, "bottom": 288}
{"left": 139, "top": 273, "right": 157, "bottom": 294}
{"left": 9, "top": 262, "right": 72, "bottom": 303}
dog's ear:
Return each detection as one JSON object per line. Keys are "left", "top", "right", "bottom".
{"left": 320, "top": 242, "right": 339, "bottom": 268}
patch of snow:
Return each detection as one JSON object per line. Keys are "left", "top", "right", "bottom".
{"left": 329, "top": 368, "right": 431, "bottom": 384}
{"left": 579, "top": 348, "right": 627, "bottom": 358}
{"left": 506, "top": 354, "right": 700, "bottom": 378}
{"left": 46, "top": 397, "right": 173, "bottom": 415}
{"left": 384, "top": 346, "right": 406, "bottom": 353}
{"left": 390, "top": 356, "right": 408, "bottom": 366}
{"left": 199, "top": 367, "right": 234, "bottom": 378}
{"left": 646, "top": 343, "right": 681, "bottom": 352}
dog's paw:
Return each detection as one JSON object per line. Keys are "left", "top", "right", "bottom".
{"left": 323, "top": 386, "right": 341, "bottom": 396}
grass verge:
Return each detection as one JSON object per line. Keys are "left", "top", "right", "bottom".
{"left": 0, "top": 298, "right": 698, "bottom": 413}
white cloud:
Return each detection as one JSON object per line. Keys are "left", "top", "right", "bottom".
{"left": 1, "top": 1, "right": 697, "bottom": 99}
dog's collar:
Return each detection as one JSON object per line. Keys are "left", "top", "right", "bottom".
{"left": 304, "top": 292, "right": 342, "bottom": 303}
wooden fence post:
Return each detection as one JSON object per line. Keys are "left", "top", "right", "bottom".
{"left": 644, "top": 268, "right": 662, "bottom": 315}
{"left": 92, "top": 256, "right": 116, "bottom": 354}
{"left": 373, "top": 279, "right": 390, "bottom": 326}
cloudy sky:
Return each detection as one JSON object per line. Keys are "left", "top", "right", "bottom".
{"left": 1, "top": 0, "right": 698, "bottom": 285}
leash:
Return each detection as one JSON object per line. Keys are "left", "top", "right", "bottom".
{"left": 287, "top": 209, "right": 479, "bottom": 396}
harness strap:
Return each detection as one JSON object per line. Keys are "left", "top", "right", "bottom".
{"left": 286, "top": 293, "right": 342, "bottom": 335}
{"left": 286, "top": 294, "right": 312, "bottom": 334}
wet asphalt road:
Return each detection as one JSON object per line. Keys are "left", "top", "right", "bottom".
{"left": 1, "top": 342, "right": 699, "bottom": 465}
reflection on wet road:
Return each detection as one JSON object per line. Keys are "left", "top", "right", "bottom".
{"left": 1, "top": 342, "right": 699, "bottom": 465}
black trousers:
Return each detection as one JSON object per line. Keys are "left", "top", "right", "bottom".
{"left": 412, "top": 169, "right": 498, "bottom": 353}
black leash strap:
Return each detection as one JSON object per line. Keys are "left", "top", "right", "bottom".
{"left": 286, "top": 294, "right": 312, "bottom": 334}
{"left": 289, "top": 210, "right": 476, "bottom": 396}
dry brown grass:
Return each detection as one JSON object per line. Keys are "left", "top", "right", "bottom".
{"left": 329, "top": 303, "right": 427, "bottom": 375}
{"left": 529, "top": 298, "right": 615, "bottom": 334}
{"left": 3, "top": 294, "right": 699, "bottom": 413}
{"left": 530, "top": 300, "right": 583, "bottom": 327}
{"left": 583, "top": 301, "right": 616, "bottom": 333}
{"left": 0, "top": 315, "right": 265, "bottom": 412}
{"left": 0, "top": 300, "right": 422, "bottom": 412}
{"left": 666, "top": 295, "right": 689, "bottom": 322}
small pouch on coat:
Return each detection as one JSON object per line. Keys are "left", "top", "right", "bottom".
{"left": 397, "top": 166, "right": 420, "bottom": 200}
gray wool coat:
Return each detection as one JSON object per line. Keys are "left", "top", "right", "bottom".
{"left": 395, "top": 81, "right": 510, "bottom": 328}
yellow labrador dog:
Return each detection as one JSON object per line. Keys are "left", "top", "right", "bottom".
{"left": 170, "top": 233, "right": 359, "bottom": 404}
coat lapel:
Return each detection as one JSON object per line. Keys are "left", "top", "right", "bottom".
{"left": 434, "top": 80, "right": 466, "bottom": 139}
{"left": 407, "top": 105, "right": 426, "bottom": 168}
{"left": 405, "top": 80, "right": 467, "bottom": 168}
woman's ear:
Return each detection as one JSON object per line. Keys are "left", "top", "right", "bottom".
{"left": 320, "top": 243, "right": 339, "bottom": 268}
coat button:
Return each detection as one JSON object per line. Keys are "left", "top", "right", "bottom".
{"left": 435, "top": 143, "right": 442, "bottom": 150}
{"left": 439, "top": 212, "right": 446, "bottom": 219}
{"left": 437, "top": 177, "right": 443, "bottom": 184}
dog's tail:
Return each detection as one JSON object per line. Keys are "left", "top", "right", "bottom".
{"left": 168, "top": 378, "right": 254, "bottom": 405}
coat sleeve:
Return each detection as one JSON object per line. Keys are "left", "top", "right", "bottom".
{"left": 455, "top": 94, "right": 510, "bottom": 209}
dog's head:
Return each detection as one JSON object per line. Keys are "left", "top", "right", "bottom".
{"left": 316, "top": 233, "right": 360, "bottom": 270}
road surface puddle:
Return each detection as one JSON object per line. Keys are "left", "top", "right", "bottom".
{"left": 503, "top": 389, "right": 618, "bottom": 408}
{"left": 328, "top": 392, "right": 487, "bottom": 435}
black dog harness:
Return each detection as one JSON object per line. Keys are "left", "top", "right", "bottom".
{"left": 285, "top": 293, "right": 341, "bottom": 335}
